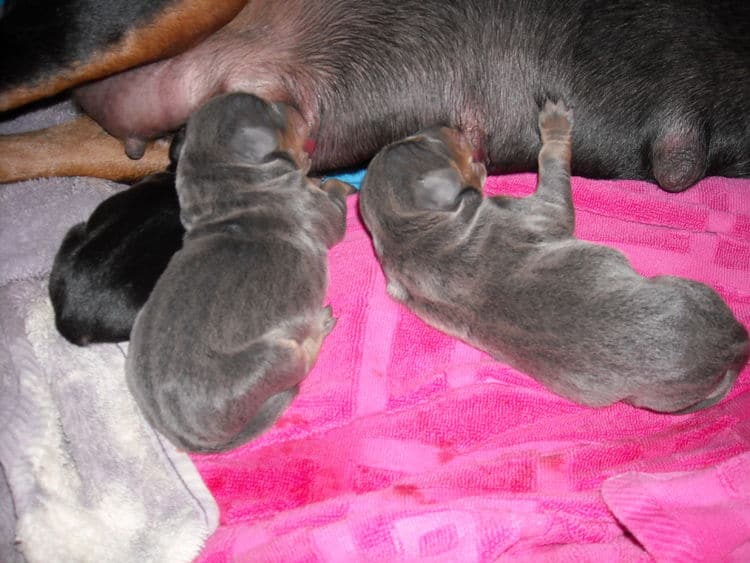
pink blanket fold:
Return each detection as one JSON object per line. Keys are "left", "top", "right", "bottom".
{"left": 192, "top": 174, "right": 750, "bottom": 562}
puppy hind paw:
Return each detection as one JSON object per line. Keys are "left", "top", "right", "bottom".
{"left": 539, "top": 100, "right": 574, "bottom": 142}
{"left": 298, "top": 308, "right": 337, "bottom": 372}
{"left": 386, "top": 279, "right": 409, "bottom": 302}
{"left": 320, "top": 305, "right": 337, "bottom": 334}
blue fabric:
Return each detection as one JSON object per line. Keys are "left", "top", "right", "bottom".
{"left": 324, "top": 168, "right": 366, "bottom": 191}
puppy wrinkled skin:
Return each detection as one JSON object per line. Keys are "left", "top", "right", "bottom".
{"left": 126, "top": 93, "right": 350, "bottom": 452}
{"left": 360, "top": 101, "right": 749, "bottom": 413}
{"left": 48, "top": 171, "right": 183, "bottom": 346}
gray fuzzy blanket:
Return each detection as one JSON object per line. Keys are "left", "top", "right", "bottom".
{"left": 0, "top": 100, "right": 218, "bottom": 563}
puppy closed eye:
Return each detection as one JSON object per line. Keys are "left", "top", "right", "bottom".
{"left": 416, "top": 167, "right": 464, "bottom": 211}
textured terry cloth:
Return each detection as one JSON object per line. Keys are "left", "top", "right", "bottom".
{"left": 602, "top": 452, "right": 750, "bottom": 562}
{"left": 0, "top": 101, "right": 220, "bottom": 563}
{"left": 191, "top": 175, "right": 750, "bottom": 562}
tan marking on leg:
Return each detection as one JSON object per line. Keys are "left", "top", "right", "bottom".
{"left": 0, "top": 116, "right": 169, "bottom": 183}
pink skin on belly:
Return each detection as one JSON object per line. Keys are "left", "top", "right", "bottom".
{"left": 73, "top": 1, "right": 322, "bottom": 159}
{"left": 73, "top": 42, "right": 316, "bottom": 158}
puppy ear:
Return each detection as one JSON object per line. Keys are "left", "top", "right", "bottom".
{"left": 230, "top": 124, "right": 279, "bottom": 163}
{"left": 168, "top": 127, "right": 186, "bottom": 170}
{"left": 416, "top": 167, "right": 463, "bottom": 211}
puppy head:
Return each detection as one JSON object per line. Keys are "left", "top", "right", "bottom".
{"left": 366, "top": 127, "right": 486, "bottom": 216}
{"left": 177, "top": 92, "right": 309, "bottom": 168}
{"left": 175, "top": 93, "right": 311, "bottom": 226}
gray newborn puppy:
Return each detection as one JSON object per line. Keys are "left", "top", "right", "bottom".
{"left": 126, "top": 93, "right": 352, "bottom": 452}
{"left": 359, "top": 100, "right": 749, "bottom": 413}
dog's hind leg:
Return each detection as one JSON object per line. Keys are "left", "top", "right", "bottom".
{"left": 0, "top": 116, "right": 170, "bottom": 183}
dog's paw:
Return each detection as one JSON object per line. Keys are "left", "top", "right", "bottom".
{"left": 320, "top": 305, "right": 337, "bottom": 334}
{"left": 539, "top": 100, "right": 574, "bottom": 142}
{"left": 322, "top": 178, "right": 357, "bottom": 196}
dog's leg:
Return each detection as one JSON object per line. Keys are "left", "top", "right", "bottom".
{"left": 534, "top": 100, "right": 575, "bottom": 222}
{"left": 0, "top": 116, "right": 169, "bottom": 183}
{"left": 0, "top": 0, "right": 248, "bottom": 112}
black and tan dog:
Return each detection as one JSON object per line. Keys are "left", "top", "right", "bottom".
{"left": 1, "top": 0, "right": 748, "bottom": 191}
{"left": 126, "top": 93, "right": 351, "bottom": 452}
{"left": 359, "top": 101, "right": 749, "bottom": 413}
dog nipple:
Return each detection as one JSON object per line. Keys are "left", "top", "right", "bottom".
{"left": 651, "top": 127, "right": 707, "bottom": 192}
{"left": 124, "top": 137, "right": 147, "bottom": 160}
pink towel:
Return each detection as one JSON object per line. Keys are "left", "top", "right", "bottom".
{"left": 191, "top": 174, "right": 750, "bottom": 562}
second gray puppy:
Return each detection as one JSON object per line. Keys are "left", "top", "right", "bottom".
{"left": 127, "top": 93, "right": 351, "bottom": 452}
{"left": 359, "top": 101, "right": 748, "bottom": 413}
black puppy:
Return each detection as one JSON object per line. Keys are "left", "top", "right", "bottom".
{"left": 126, "top": 93, "right": 351, "bottom": 453}
{"left": 359, "top": 101, "right": 749, "bottom": 413}
{"left": 48, "top": 170, "right": 183, "bottom": 345}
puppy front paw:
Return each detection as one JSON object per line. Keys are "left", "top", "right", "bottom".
{"left": 322, "top": 178, "right": 357, "bottom": 197}
{"left": 539, "top": 100, "right": 574, "bottom": 143}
